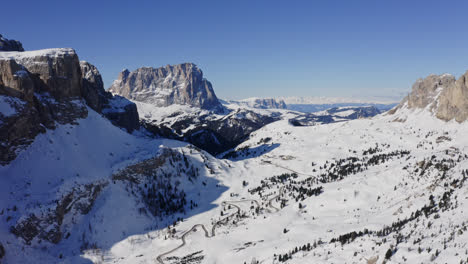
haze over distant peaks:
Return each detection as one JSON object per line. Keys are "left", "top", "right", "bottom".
{"left": 279, "top": 96, "right": 401, "bottom": 105}
{"left": 228, "top": 97, "right": 287, "bottom": 109}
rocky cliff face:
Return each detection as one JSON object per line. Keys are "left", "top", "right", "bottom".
{"left": 0, "top": 34, "right": 24, "bottom": 52}
{"left": 80, "top": 61, "right": 107, "bottom": 112}
{"left": 108, "top": 63, "right": 223, "bottom": 110}
{"left": 0, "top": 49, "right": 139, "bottom": 164}
{"left": 389, "top": 72, "right": 468, "bottom": 122}
{"left": 0, "top": 49, "right": 87, "bottom": 164}
{"left": 114, "top": 62, "right": 280, "bottom": 155}
{"left": 80, "top": 61, "right": 140, "bottom": 132}
{"left": 436, "top": 71, "right": 468, "bottom": 122}
{"left": 11, "top": 181, "right": 107, "bottom": 244}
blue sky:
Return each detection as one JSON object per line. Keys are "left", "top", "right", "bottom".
{"left": 3, "top": 0, "right": 468, "bottom": 100}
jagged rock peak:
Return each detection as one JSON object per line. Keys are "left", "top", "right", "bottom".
{"left": 389, "top": 72, "right": 468, "bottom": 122}
{"left": 108, "top": 62, "right": 222, "bottom": 110}
{"left": 0, "top": 34, "right": 24, "bottom": 52}
{"left": 79, "top": 61, "right": 140, "bottom": 133}
{"left": 80, "top": 61, "right": 107, "bottom": 112}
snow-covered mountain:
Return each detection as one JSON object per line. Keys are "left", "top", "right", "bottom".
{"left": 227, "top": 97, "right": 287, "bottom": 109}
{"left": 280, "top": 96, "right": 400, "bottom": 105}
{"left": 0, "top": 44, "right": 231, "bottom": 263}
{"left": 108, "top": 65, "right": 386, "bottom": 156}
{"left": 107, "top": 63, "right": 287, "bottom": 155}
{"left": 139, "top": 102, "right": 282, "bottom": 155}
{"left": 3, "top": 34, "right": 468, "bottom": 264}
{"left": 0, "top": 48, "right": 139, "bottom": 165}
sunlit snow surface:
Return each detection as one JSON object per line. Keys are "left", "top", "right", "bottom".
{"left": 2, "top": 103, "right": 468, "bottom": 264}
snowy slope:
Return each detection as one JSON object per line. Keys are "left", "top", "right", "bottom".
{"left": 0, "top": 108, "right": 231, "bottom": 264}
{"left": 46, "top": 105, "right": 468, "bottom": 264}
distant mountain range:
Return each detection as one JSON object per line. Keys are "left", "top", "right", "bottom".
{"left": 279, "top": 95, "right": 401, "bottom": 105}
{"left": 227, "top": 96, "right": 397, "bottom": 114}
{"left": 225, "top": 97, "right": 287, "bottom": 109}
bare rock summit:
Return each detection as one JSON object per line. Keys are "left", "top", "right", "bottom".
{"left": 390, "top": 72, "right": 468, "bottom": 122}
{"left": 108, "top": 63, "right": 222, "bottom": 110}
{"left": 0, "top": 34, "right": 24, "bottom": 51}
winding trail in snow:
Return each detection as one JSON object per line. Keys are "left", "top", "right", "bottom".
{"left": 156, "top": 188, "right": 285, "bottom": 264}
{"left": 267, "top": 186, "right": 284, "bottom": 213}
{"left": 261, "top": 159, "right": 315, "bottom": 177}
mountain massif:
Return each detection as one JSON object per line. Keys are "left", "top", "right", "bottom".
{"left": 109, "top": 63, "right": 222, "bottom": 111}
{"left": 3, "top": 33, "right": 468, "bottom": 264}
{"left": 0, "top": 48, "right": 138, "bottom": 164}
{"left": 108, "top": 62, "right": 286, "bottom": 155}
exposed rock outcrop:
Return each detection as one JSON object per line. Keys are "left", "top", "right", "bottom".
{"left": 80, "top": 61, "right": 107, "bottom": 112}
{"left": 80, "top": 61, "right": 140, "bottom": 132}
{"left": 0, "top": 50, "right": 140, "bottom": 164}
{"left": 102, "top": 95, "right": 140, "bottom": 133}
{"left": 389, "top": 72, "right": 468, "bottom": 122}
{"left": 0, "top": 49, "right": 87, "bottom": 164}
{"left": 436, "top": 71, "right": 468, "bottom": 122}
{"left": 0, "top": 34, "right": 24, "bottom": 52}
{"left": 406, "top": 74, "right": 455, "bottom": 110}
{"left": 11, "top": 181, "right": 107, "bottom": 244}
{"left": 110, "top": 62, "right": 279, "bottom": 155}
{"left": 108, "top": 63, "right": 223, "bottom": 110}
{"left": 0, "top": 49, "right": 82, "bottom": 100}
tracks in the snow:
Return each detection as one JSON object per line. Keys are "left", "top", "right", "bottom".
{"left": 156, "top": 188, "right": 284, "bottom": 264}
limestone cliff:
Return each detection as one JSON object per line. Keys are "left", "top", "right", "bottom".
{"left": 109, "top": 63, "right": 222, "bottom": 110}
{"left": 389, "top": 72, "right": 468, "bottom": 122}
{"left": 0, "top": 49, "right": 139, "bottom": 164}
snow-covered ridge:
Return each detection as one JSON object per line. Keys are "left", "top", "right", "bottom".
{"left": 227, "top": 97, "right": 287, "bottom": 109}
{"left": 0, "top": 48, "right": 76, "bottom": 60}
